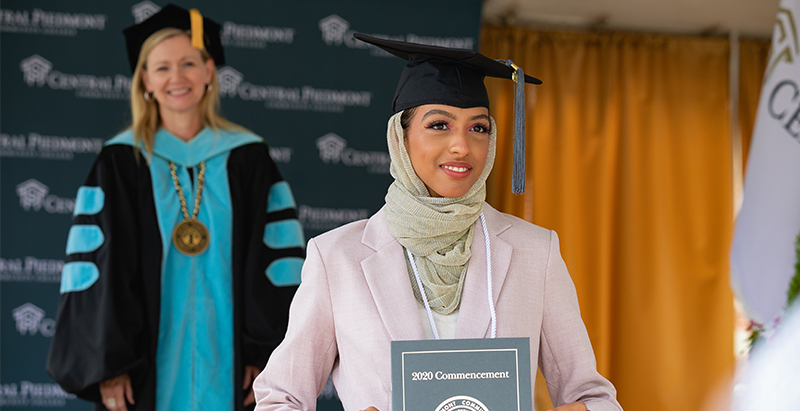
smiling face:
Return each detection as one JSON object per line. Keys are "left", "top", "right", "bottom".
{"left": 141, "top": 34, "right": 214, "bottom": 119}
{"left": 403, "top": 104, "right": 491, "bottom": 198}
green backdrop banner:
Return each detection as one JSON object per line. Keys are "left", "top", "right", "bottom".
{"left": 0, "top": 1, "right": 481, "bottom": 410}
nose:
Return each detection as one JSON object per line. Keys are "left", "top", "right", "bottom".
{"left": 449, "top": 128, "right": 470, "bottom": 157}
{"left": 169, "top": 66, "right": 185, "bottom": 82}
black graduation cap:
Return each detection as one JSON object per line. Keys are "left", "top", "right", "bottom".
{"left": 122, "top": 4, "right": 225, "bottom": 73}
{"left": 354, "top": 33, "right": 541, "bottom": 194}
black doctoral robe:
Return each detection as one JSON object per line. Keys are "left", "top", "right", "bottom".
{"left": 47, "top": 128, "right": 305, "bottom": 411}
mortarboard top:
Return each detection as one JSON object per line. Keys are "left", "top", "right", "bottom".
{"left": 354, "top": 33, "right": 541, "bottom": 194}
{"left": 122, "top": 4, "right": 225, "bottom": 73}
{"left": 353, "top": 33, "right": 540, "bottom": 113}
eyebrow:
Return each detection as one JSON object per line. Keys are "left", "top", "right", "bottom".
{"left": 151, "top": 55, "right": 199, "bottom": 65}
{"left": 420, "top": 109, "right": 490, "bottom": 123}
{"left": 421, "top": 109, "right": 456, "bottom": 121}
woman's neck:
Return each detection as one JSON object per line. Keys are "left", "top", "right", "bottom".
{"left": 160, "top": 110, "right": 204, "bottom": 142}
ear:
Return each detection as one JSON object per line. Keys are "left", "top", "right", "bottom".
{"left": 205, "top": 59, "right": 215, "bottom": 84}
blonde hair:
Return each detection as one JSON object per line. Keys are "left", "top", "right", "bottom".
{"left": 130, "top": 27, "right": 245, "bottom": 155}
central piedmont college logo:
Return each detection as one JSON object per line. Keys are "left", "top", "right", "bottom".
{"left": 298, "top": 205, "right": 370, "bottom": 231}
{"left": 316, "top": 133, "right": 348, "bottom": 164}
{"left": 20, "top": 54, "right": 132, "bottom": 100}
{"left": 1, "top": 131, "right": 104, "bottom": 161}
{"left": 11, "top": 303, "right": 55, "bottom": 337}
{"left": 0, "top": 7, "right": 107, "bottom": 37}
{"left": 435, "top": 396, "right": 490, "bottom": 411}
{"left": 218, "top": 67, "right": 245, "bottom": 98}
{"left": 216, "top": 65, "right": 372, "bottom": 113}
{"left": 16, "top": 179, "right": 48, "bottom": 211}
{"left": 20, "top": 55, "right": 51, "bottom": 86}
{"left": 0, "top": 256, "right": 64, "bottom": 283}
{"left": 764, "top": 8, "right": 800, "bottom": 142}
{"left": 16, "top": 179, "right": 74, "bottom": 214}
{"left": 131, "top": 1, "right": 160, "bottom": 23}
{"left": 131, "top": 1, "right": 295, "bottom": 49}
{"left": 318, "top": 15, "right": 350, "bottom": 46}
{"left": 221, "top": 21, "right": 295, "bottom": 49}
{"left": 764, "top": 8, "right": 799, "bottom": 84}
{"left": 317, "top": 14, "right": 475, "bottom": 55}
{"left": 0, "top": 380, "right": 75, "bottom": 408}
{"left": 315, "top": 133, "right": 389, "bottom": 174}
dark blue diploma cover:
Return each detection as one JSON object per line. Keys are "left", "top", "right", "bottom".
{"left": 391, "top": 338, "right": 532, "bottom": 411}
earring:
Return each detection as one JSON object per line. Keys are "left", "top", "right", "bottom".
{"left": 143, "top": 91, "right": 154, "bottom": 102}
{"left": 206, "top": 84, "right": 213, "bottom": 93}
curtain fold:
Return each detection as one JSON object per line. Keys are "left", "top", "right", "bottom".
{"left": 738, "top": 39, "right": 771, "bottom": 171}
{"left": 481, "top": 26, "right": 768, "bottom": 411}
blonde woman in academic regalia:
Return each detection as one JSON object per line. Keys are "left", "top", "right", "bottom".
{"left": 46, "top": 5, "right": 304, "bottom": 411}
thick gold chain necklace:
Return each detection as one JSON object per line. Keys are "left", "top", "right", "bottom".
{"left": 169, "top": 161, "right": 209, "bottom": 256}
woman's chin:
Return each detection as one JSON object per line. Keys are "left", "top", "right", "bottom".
{"left": 430, "top": 187, "right": 471, "bottom": 198}
{"left": 160, "top": 103, "right": 202, "bottom": 118}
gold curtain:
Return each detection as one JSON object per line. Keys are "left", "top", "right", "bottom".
{"left": 481, "top": 26, "right": 769, "bottom": 411}
{"left": 738, "top": 39, "right": 770, "bottom": 170}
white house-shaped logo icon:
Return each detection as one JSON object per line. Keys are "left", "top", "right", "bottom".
{"left": 12, "top": 303, "right": 46, "bottom": 336}
{"left": 16, "top": 179, "right": 50, "bottom": 211}
{"left": 217, "top": 66, "right": 244, "bottom": 98}
{"left": 131, "top": 1, "right": 161, "bottom": 23}
{"left": 20, "top": 55, "right": 53, "bottom": 87}
{"left": 318, "top": 14, "right": 350, "bottom": 46}
{"left": 316, "top": 133, "right": 348, "bottom": 164}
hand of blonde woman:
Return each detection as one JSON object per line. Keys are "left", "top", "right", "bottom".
{"left": 99, "top": 374, "right": 134, "bottom": 411}
{"left": 243, "top": 365, "right": 261, "bottom": 406}
{"left": 360, "top": 407, "right": 380, "bottom": 411}
{"left": 547, "top": 402, "right": 587, "bottom": 411}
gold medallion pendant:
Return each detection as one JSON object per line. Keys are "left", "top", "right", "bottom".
{"left": 168, "top": 161, "right": 209, "bottom": 256}
{"left": 172, "top": 218, "right": 210, "bottom": 256}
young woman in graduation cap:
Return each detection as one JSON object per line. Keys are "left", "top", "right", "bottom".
{"left": 46, "top": 5, "right": 304, "bottom": 411}
{"left": 253, "top": 34, "right": 621, "bottom": 411}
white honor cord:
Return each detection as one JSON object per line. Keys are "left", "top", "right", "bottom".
{"left": 408, "top": 247, "right": 440, "bottom": 340}
{"left": 407, "top": 212, "right": 496, "bottom": 340}
{"left": 480, "top": 213, "right": 497, "bottom": 339}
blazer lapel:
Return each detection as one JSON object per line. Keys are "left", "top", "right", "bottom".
{"left": 361, "top": 210, "right": 426, "bottom": 341}
{"left": 456, "top": 206, "right": 513, "bottom": 338}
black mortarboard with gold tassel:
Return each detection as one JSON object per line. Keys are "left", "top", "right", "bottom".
{"left": 122, "top": 4, "right": 225, "bottom": 73}
{"left": 354, "top": 33, "right": 541, "bottom": 194}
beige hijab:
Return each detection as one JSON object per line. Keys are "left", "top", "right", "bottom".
{"left": 383, "top": 110, "right": 497, "bottom": 314}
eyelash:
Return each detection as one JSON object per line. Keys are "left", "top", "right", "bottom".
{"left": 424, "top": 121, "right": 491, "bottom": 134}
{"left": 425, "top": 121, "right": 449, "bottom": 130}
{"left": 155, "top": 61, "right": 196, "bottom": 71}
{"left": 471, "top": 124, "right": 490, "bottom": 133}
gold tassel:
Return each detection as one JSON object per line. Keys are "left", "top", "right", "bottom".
{"left": 189, "top": 9, "right": 204, "bottom": 50}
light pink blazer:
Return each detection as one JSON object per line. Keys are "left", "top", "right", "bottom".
{"left": 254, "top": 203, "right": 622, "bottom": 411}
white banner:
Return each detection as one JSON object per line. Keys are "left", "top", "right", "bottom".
{"left": 730, "top": 0, "right": 800, "bottom": 324}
